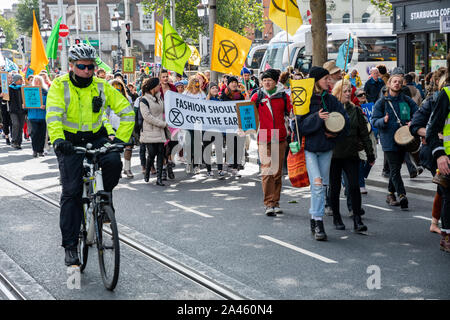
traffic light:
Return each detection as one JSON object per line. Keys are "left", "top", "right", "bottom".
{"left": 125, "top": 22, "right": 131, "bottom": 47}
{"left": 16, "top": 36, "right": 25, "bottom": 54}
{"left": 74, "top": 38, "right": 81, "bottom": 45}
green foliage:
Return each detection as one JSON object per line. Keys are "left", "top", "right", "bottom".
{"left": 0, "top": 16, "right": 18, "bottom": 49}
{"left": 370, "top": 0, "right": 393, "bottom": 16}
{"left": 16, "top": 0, "right": 40, "bottom": 37}
{"left": 142, "top": 0, "right": 264, "bottom": 44}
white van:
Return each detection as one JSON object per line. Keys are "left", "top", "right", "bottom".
{"left": 247, "top": 44, "right": 268, "bottom": 75}
{"left": 261, "top": 23, "right": 396, "bottom": 82}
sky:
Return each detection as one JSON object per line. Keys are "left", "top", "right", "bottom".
{"left": 0, "top": 1, "right": 19, "bottom": 11}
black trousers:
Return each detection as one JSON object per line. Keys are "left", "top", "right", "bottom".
{"left": 385, "top": 150, "right": 407, "bottom": 196}
{"left": 439, "top": 184, "right": 450, "bottom": 230}
{"left": 145, "top": 143, "right": 164, "bottom": 177}
{"left": 30, "top": 120, "right": 46, "bottom": 153}
{"left": 10, "top": 112, "right": 25, "bottom": 146}
{"left": 0, "top": 104, "right": 11, "bottom": 136}
{"left": 329, "top": 158, "right": 362, "bottom": 216}
{"left": 203, "top": 133, "right": 223, "bottom": 172}
{"left": 56, "top": 137, "right": 122, "bottom": 249}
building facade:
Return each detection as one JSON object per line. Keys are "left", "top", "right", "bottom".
{"left": 392, "top": 0, "right": 450, "bottom": 77}
{"left": 41, "top": 0, "right": 158, "bottom": 68}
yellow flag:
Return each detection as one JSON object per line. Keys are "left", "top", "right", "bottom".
{"left": 290, "top": 78, "right": 314, "bottom": 115}
{"left": 211, "top": 24, "right": 252, "bottom": 76}
{"left": 29, "top": 11, "right": 49, "bottom": 75}
{"left": 188, "top": 45, "right": 201, "bottom": 66}
{"left": 269, "top": 0, "right": 303, "bottom": 36}
{"left": 155, "top": 21, "right": 163, "bottom": 58}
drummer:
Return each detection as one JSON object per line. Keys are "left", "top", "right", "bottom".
{"left": 294, "top": 66, "right": 349, "bottom": 241}
{"left": 329, "top": 79, "right": 375, "bottom": 233}
{"left": 371, "top": 73, "right": 418, "bottom": 211}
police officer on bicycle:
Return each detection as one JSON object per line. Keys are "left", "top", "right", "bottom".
{"left": 46, "top": 44, "right": 135, "bottom": 266}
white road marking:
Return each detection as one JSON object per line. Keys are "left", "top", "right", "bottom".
{"left": 0, "top": 280, "right": 17, "bottom": 300}
{"left": 259, "top": 235, "right": 338, "bottom": 264}
{"left": 413, "top": 216, "right": 432, "bottom": 222}
{"left": 166, "top": 201, "right": 213, "bottom": 218}
{"left": 363, "top": 204, "right": 393, "bottom": 212}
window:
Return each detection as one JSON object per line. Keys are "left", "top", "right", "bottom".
{"left": 342, "top": 13, "right": 350, "bottom": 23}
{"left": 137, "top": 3, "right": 154, "bottom": 31}
{"left": 48, "top": 5, "right": 68, "bottom": 27}
{"left": 107, "top": 4, "right": 121, "bottom": 31}
{"left": 357, "top": 37, "right": 397, "bottom": 61}
{"left": 326, "top": 14, "right": 332, "bottom": 23}
{"left": 362, "top": 13, "right": 370, "bottom": 23}
{"left": 255, "top": 29, "right": 262, "bottom": 40}
{"left": 79, "top": 6, "right": 97, "bottom": 31}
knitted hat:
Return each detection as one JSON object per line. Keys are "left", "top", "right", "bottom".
{"left": 308, "top": 66, "right": 329, "bottom": 81}
{"left": 12, "top": 74, "right": 23, "bottom": 84}
{"left": 174, "top": 81, "right": 184, "bottom": 87}
{"left": 391, "top": 67, "right": 404, "bottom": 76}
{"left": 208, "top": 82, "right": 218, "bottom": 90}
{"left": 240, "top": 67, "right": 251, "bottom": 75}
{"left": 227, "top": 76, "right": 238, "bottom": 85}
{"left": 261, "top": 68, "right": 281, "bottom": 82}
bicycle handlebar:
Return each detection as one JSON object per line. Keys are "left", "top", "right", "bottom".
{"left": 74, "top": 142, "right": 133, "bottom": 155}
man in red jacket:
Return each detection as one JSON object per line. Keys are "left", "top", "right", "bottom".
{"left": 251, "top": 69, "right": 293, "bottom": 216}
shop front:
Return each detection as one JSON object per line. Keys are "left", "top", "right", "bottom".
{"left": 392, "top": 0, "right": 450, "bottom": 77}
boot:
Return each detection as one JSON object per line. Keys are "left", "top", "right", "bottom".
{"left": 440, "top": 231, "right": 450, "bottom": 253}
{"left": 333, "top": 213, "right": 345, "bottom": 230}
{"left": 386, "top": 193, "right": 400, "bottom": 206}
{"left": 144, "top": 167, "right": 150, "bottom": 182}
{"left": 167, "top": 165, "right": 175, "bottom": 179}
{"left": 310, "top": 219, "right": 316, "bottom": 236}
{"left": 162, "top": 167, "right": 168, "bottom": 181}
{"left": 353, "top": 214, "right": 368, "bottom": 233}
{"left": 156, "top": 169, "right": 165, "bottom": 186}
{"left": 314, "top": 220, "right": 327, "bottom": 241}
{"left": 65, "top": 247, "right": 81, "bottom": 266}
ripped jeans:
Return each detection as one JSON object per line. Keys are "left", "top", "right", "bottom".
{"left": 304, "top": 150, "right": 333, "bottom": 218}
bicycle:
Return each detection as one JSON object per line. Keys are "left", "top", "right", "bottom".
{"left": 75, "top": 142, "right": 129, "bottom": 291}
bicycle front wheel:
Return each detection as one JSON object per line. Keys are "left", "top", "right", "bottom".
{"left": 78, "top": 217, "right": 89, "bottom": 272}
{"left": 97, "top": 205, "right": 120, "bottom": 291}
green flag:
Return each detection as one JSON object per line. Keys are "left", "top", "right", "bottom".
{"left": 85, "top": 37, "right": 112, "bottom": 73}
{"left": 162, "top": 18, "right": 191, "bottom": 75}
{"left": 45, "top": 17, "right": 62, "bottom": 60}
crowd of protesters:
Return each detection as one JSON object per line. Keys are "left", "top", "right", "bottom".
{"left": 1, "top": 53, "right": 450, "bottom": 253}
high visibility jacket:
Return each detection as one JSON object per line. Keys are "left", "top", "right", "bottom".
{"left": 46, "top": 73, "right": 135, "bottom": 144}
{"left": 442, "top": 87, "right": 450, "bottom": 155}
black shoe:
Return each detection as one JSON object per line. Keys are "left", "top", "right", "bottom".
{"left": 399, "top": 195, "right": 408, "bottom": 211}
{"left": 386, "top": 193, "right": 400, "bottom": 206}
{"left": 5, "top": 138, "right": 10, "bottom": 145}
{"left": 65, "top": 248, "right": 81, "bottom": 266}
{"left": 144, "top": 170, "right": 150, "bottom": 182}
{"left": 156, "top": 177, "right": 165, "bottom": 186}
{"left": 382, "top": 171, "right": 390, "bottom": 178}
{"left": 167, "top": 166, "right": 175, "bottom": 179}
{"left": 353, "top": 214, "right": 368, "bottom": 233}
{"left": 33, "top": 152, "right": 37, "bottom": 158}
{"left": 310, "top": 219, "right": 316, "bottom": 236}
{"left": 409, "top": 171, "right": 418, "bottom": 179}
{"left": 333, "top": 214, "right": 346, "bottom": 230}
{"left": 360, "top": 207, "right": 365, "bottom": 216}
{"left": 39, "top": 152, "right": 44, "bottom": 157}
{"left": 314, "top": 220, "right": 327, "bottom": 241}
{"left": 162, "top": 168, "right": 168, "bottom": 181}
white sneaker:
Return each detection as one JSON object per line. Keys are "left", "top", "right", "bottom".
{"left": 193, "top": 166, "right": 201, "bottom": 175}
{"left": 273, "top": 207, "right": 283, "bottom": 214}
{"left": 360, "top": 187, "right": 368, "bottom": 194}
{"left": 217, "top": 170, "right": 225, "bottom": 180}
{"left": 206, "top": 171, "right": 213, "bottom": 178}
{"left": 185, "top": 164, "right": 192, "bottom": 173}
{"left": 265, "top": 207, "right": 276, "bottom": 216}
{"left": 232, "top": 169, "right": 241, "bottom": 177}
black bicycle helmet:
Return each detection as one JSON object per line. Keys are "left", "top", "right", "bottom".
{"left": 68, "top": 43, "right": 97, "bottom": 62}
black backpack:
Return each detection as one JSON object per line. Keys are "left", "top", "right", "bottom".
{"left": 134, "top": 97, "right": 149, "bottom": 134}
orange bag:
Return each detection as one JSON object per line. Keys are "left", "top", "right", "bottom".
{"left": 287, "top": 137, "right": 310, "bottom": 188}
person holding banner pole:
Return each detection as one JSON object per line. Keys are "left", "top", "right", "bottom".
{"left": 295, "top": 66, "right": 349, "bottom": 241}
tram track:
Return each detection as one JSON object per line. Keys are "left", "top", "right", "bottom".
{"left": 0, "top": 172, "right": 248, "bottom": 300}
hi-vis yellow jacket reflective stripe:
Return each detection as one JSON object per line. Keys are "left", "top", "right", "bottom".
{"left": 46, "top": 74, "right": 135, "bottom": 144}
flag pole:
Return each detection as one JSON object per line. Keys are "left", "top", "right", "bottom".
{"left": 339, "top": 33, "right": 351, "bottom": 102}
{"left": 285, "top": 8, "right": 301, "bottom": 145}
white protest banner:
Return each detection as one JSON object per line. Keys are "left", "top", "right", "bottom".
{"left": 164, "top": 91, "right": 245, "bottom": 133}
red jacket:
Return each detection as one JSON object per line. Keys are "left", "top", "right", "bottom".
{"left": 251, "top": 85, "right": 293, "bottom": 143}
{"left": 160, "top": 83, "right": 177, "bottom": 100}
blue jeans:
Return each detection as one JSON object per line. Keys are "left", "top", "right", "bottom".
{"left": 305, "top": 150, "right": 333, "bottom": 218}
{"left": 359, "top": 160, "right": 373, "bottom": 188}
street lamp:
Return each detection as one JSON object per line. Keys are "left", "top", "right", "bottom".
{"left": 111, "top": 7, "right": 122, "bottom": 69}
{"left": 0, "top": 28, "right": 6, "bottom": 51}
{"left": 41, "top": 19, "right": 52, "bottom": 44}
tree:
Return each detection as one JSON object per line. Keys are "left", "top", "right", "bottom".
{"left": 310, "top": 0, "right": 327, "bottom": 67}
{"left": 142, "top": 0, "right": 264, "bottom": 44}
{"left": 0, "top": 16, "right": 18, "bottom": 49}
{"left": 370, "top": 0, "right": 393, "bottom": 16}
{"left": 16, "top": 0, "right": 40, "bottom": 37}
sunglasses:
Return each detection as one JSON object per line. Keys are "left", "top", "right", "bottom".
{"left": 76, "top": 64, "right": 95, "bottom": 71}
{"left": 357, "top": 93, "right": 366, "bottom": 97}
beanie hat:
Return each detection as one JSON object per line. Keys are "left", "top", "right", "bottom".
{"left": 208, "top": 82, "right": 218, "bottom": 90}
{"left": 261, "top": 68, "right": 281, "bottom": 82}
{"left": 12, "top": 74, "right": 23, "bottom": 83}
{"left": 308, "top": 66, "right": 329, "bottom": 81}
{"left": 145, "top": 77, "right": 160, "bottom": 91}
{"left": 240, "top": 67, "right": 251, "bottom": 76}
{"left": 391, "top": 67, "right": 404, "bottom": 76}
{"left": 227, "top": 76, "right": 238, "bottom": 85}
{"left": 174, "top": 81, "right": 184, "bottom": 87}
